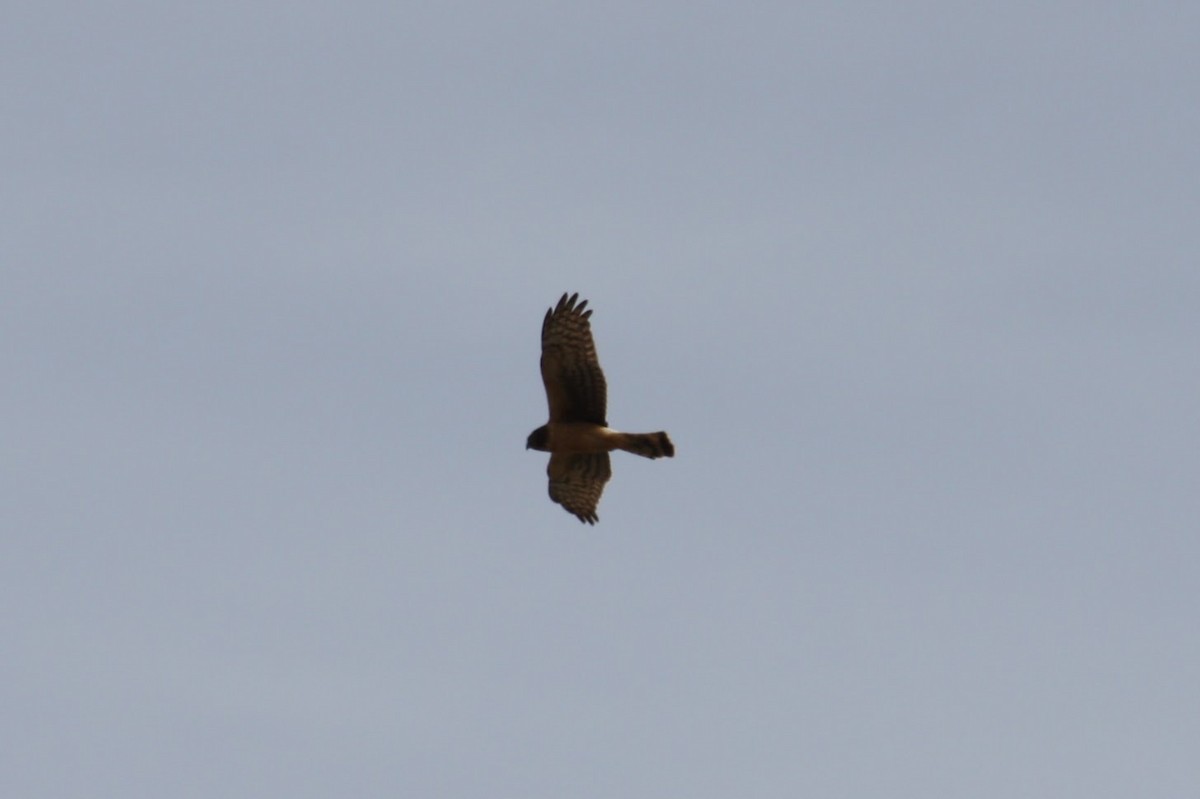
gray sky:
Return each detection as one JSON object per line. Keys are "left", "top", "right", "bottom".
{"left": 4, "top": 2, "right": 1199, "bottom": 796}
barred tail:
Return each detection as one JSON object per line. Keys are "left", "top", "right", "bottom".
{"left": 618, "top": 431, "right": 675, "bottom": 459}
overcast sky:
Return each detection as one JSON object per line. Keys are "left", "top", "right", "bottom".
{"left": 4, "top": 2, "right": 1199, "bottom": 797}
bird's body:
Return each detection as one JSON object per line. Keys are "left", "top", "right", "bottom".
{"left": 527, "top": 422, "right": 674, "bottom": 457}
{"left": 526, "top": 292, "right": 674, "bottom": 524}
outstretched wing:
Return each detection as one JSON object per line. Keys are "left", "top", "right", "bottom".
{"left": 541, "top": 292, "right": 607, "bottom": 424}
{"left": 547, "top": 452, "right": 611, "bottom": 525}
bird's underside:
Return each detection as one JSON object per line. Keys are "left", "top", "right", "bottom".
{"left": 527, "top": 292, "right": 674, "bottom": 524}
{"left": 535, "top": 422, "right": 675, "bottom": 457}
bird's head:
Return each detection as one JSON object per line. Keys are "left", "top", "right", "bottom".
{"left": 526, "top": 425, "right": 549, "bottom": 451}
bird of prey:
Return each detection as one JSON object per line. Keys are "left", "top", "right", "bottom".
{"left": 526, "top": 292, "right": 674, "bottom": 524}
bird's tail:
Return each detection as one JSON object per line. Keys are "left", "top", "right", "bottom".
{"left": 615, "top": 431, "right": 675, "bottom": 459}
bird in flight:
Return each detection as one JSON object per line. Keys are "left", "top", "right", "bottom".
{"left": 526, "top": 292, "right": 675, "bottom": 524}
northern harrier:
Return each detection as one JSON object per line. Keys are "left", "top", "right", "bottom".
{"left": 526, "top": 292, "right": 675, "bottom": 524}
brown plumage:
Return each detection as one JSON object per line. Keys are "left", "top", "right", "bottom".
{"left": 526, "top": 293, "right": 674, "bottom": 524}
